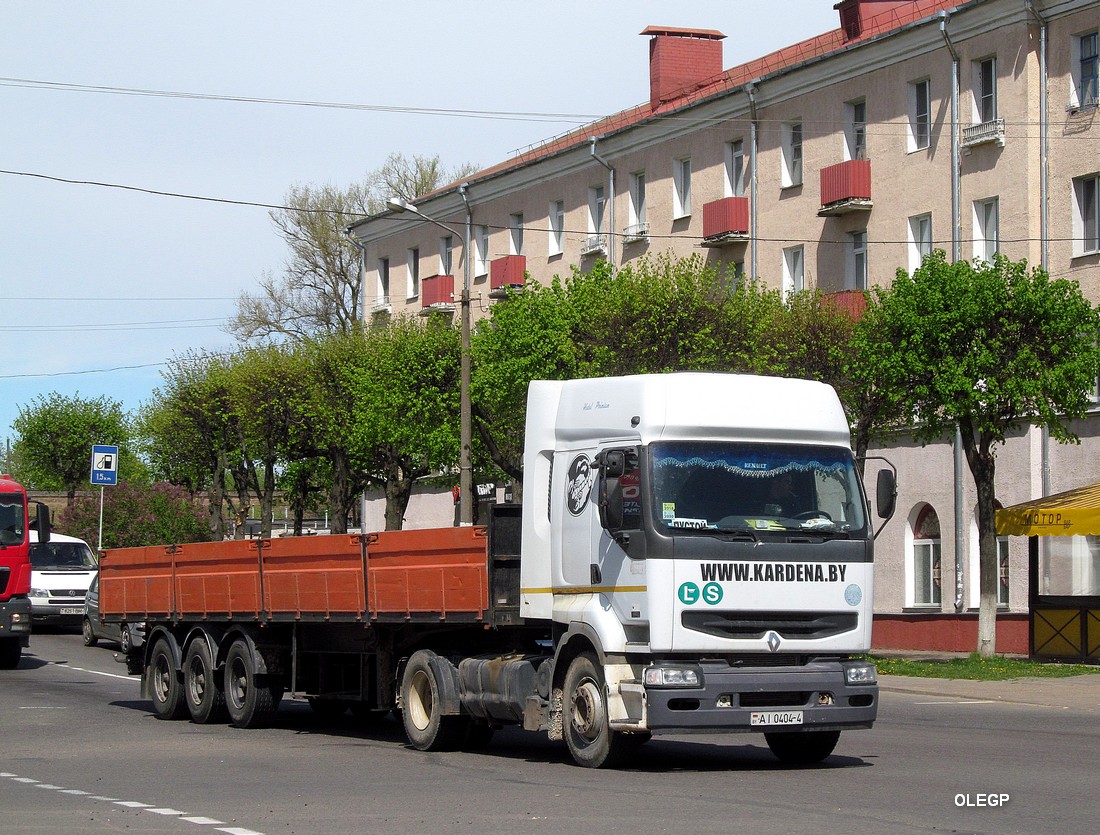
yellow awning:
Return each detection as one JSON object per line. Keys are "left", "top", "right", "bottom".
{"left": 996, "top": 482, "right": 1100, "bottom": 537}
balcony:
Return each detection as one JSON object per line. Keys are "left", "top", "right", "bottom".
{"left": 420, "top": 275, "right": 455, "bottom": 314}
{"left": 823, "top": 289, "right": 868, "bottom": 321}
{"left": 370, "top": 295, "right": 392, "bottom": 314}
{"left": 701, "top": 197, "right": 750, "bottom": 247}
{"left": 489, "top": 255, "right": 526, "bottom": 298}
{"left": 622, "top": 221, "right": 650, "bottom": 244}
{"left": 818, "top": 159, "right": 872, "bottom": 216}
{"left": 961, "top": 117, "right": 1006, "bottom": 150}
{"left": 580, "top": 233, "right": 608, "bottom": 258}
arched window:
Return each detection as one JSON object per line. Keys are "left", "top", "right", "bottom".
{"left": 913, "top": 504, "right": 941, "bottom": 607}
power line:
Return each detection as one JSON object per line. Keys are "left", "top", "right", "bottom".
{"left": 0, "top": 362, "right": 166, "bottom": 380}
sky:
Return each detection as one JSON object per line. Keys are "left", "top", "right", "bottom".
{"left": 1, "top": 0, "right": 842, "bottom": 450}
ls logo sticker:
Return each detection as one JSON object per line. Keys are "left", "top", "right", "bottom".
{"left": 678, "top": 582, "right": 723, "bottom": 605}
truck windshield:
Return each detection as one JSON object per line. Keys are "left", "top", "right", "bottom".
{"left": 650, "top": 441, "right": 866, "bottom": 535}
{"left": 30, "top": 541, "right": 98, "bottom": 570}
{"left": 0, "top": 493, "right": 26, "bottom": 546}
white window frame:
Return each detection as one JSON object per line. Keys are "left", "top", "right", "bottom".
{"left": 973, "top": 197, "right": 999, "bottom": 262}
{"left": 846, "top": 231, "right": 867, "bottom": 290}
{"left": 908, "top": 213, "right": 932, "bottom": 273}
{"left": 782, "top": 245, "right": 804, "bottom": 298}
{"left": 973, "top": 57, "right": 997, "bottom": 123}
{"left": 725, "top": 140, "right": 746, "bottom": 197}
{"left": 629, "top": 172, "right": 647, "bottom": 227}
{"left": 548, "top": 201, "right": 565, "bottom": 257}
{"left": 404, "top": 248, "right": 417, "bottom": 300}
{"left": 588, "top": 186, "right": 606, "bottom": 234}
{"left": 781, "top": 122, "right": 803, "bottom": 187}
{"left": 908, "top": 79, "right": 931, "bottom": 152}
{"left": 997, "top": 536, "right": 1010, "bottom": 608}
{"left": 1071, "top": 30, "right": 1099, "bottom": 109}
{"left": 845, "top": 99, "right": 867, "bottom": 161}
{"left": 914, "top": 540, "right": 943, "bottom": 607}
{"left": 439, "top": 235, "right": 453, "bottom": 277}
{"left": 509, "top": 213, "right": 524, "bottom": 256}
{"left": 474, "top": 224, "right": 489, "bottom": 277}
{"left": 377, "top": 257, "right": 391, "bottom": 307}
{"left": 673, "top": 157, "right": 692, "bottom": 218}
{"left": 1073, "top": 174, "right": 1100, "bottom": 257}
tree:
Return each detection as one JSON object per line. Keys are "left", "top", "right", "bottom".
{"left": 59, "top": 481, "right": 209, "bottom": 548}
{"left": 12, "top": 393, "right": 130, "bottom": 505}
{"left": 854, "top": 252, "right": 1100, "bottom": 657}
{"left": 227, "top": 154, "right": 477, "bottom": 343}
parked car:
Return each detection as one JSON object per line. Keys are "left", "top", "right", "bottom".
{"left": 82, "top": 574, "right": 143, "bottom": 651}
{"left": 28, "top": 531, "right": 98, "bottom": 626}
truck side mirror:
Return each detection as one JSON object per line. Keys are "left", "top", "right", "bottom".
{"left": 599, "top": 471, "right": 625, "bottom": 531}
{"left": 876, "top": 469, "right": 897, "bottom": 520}
{"left": 35, "top": 501, "right": 51, "bottom": 543}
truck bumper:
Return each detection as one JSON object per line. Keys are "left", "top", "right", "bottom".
{"left": 0, "top": 598, "right": 33, "bottom": 646}
{"left": 642, "top": 658, "right": 877, "bottom": 733}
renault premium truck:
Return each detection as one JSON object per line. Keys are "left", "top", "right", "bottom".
{"left": 100, "top": 373, "right": 895, "bottom": 768}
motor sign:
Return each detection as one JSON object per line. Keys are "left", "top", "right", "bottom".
{"left": 91, "top": 445, "right": 119, "bottom": 485}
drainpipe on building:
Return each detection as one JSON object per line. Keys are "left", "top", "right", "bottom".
{"left": 745, "top": 81, "right": 760, "bottom": 281}
{"left": 1027, "top": 0, "right": 1052, "bottom": 499}
{"left": 589, "top": 137, "right": 615, "bottom": 271}
{"left": 941, "top": 12, "right": 967, "bottom": 613}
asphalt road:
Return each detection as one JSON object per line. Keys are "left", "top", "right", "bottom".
{"left": 2, "top": 631, "right": 1098, "bottom": 835}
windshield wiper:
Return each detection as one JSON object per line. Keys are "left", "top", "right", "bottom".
{"left": 712, "top": 526, "right": 761, "bottom": 543}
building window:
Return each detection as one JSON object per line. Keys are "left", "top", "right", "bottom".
{"left": 1073, "top": 31, "right": 1098, "bottom": 108}
{"left": 589, "top": 186, "right": 606, "bottom": 234}
{"left": 1074, "top": 174, "right": 1099, "bottom": 256}
{"left": 997, "top": 536, "right": 1010, "bottom": 608}
{"left": 548, "top": 201, "right": 564, "bottom": 257}
{"left": 846, "top": 99, "right": 867, "bottom": 160}
{"left": 973, "top": 197, "right": 999, "bottom": 262}
{"left": 439, "top": 235, "right": 453, "bottom": 276}
{"left": 973, "top": 57, "right": 997, "bottom": 123}
{"left": 509, "top": 213, "right": 524, "bottom": 256}
{"left": 725, "top": 140, "right": 746, "bottom": 197}
{"left": 673, "top": 157, "right": 692, "bottom": 218}
{"left": 629, "top": 172, "right": 647, "bottom": 227}
{"left": 474, "top": 224, "right": 489, "bottom": 276}
{"left": 909, "top": 79, "right": 931, "bottom": 151}
{"left": 847, "top": 231, "right": 867, "bottom": 290}
{"left": 782, "top": 245, "right": 804, "bottom": 297}
{"left": 377, "top": 257, "right": 390, "bottom": 307}
{"left": 403, "top": 248, "right": 418, "bottom": 299}
{"left": 782, "top": 122, "right": 803, "bottom": 187}
{"left": 913, "top": 505, "right": 942, "bottom": 608}
{"left": 908, "top": 213, "right": 932, "bottom": 272}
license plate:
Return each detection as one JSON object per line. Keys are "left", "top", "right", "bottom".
{"left": 60, "top": 607, "right": 83, "bottom": 615}
{"left": 751, "top": 711, "right": 803, "bottom": 726}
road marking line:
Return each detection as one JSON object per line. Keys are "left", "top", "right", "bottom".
{"left": 48, "top": 661, "right": 136, "bottom": 681}
{"left": 914, "top": 700, "right": 996, "bottom": 705}
{"left": 149, "top": 807, "right": 187, "bottom": 815}
{"left": 115, "top": 800, "right": 153, "bottom": 808}
{"left": 183, "top": 817, "right": 226, "bottom": 825}
{"left": 218, "top": 829, "right": 265, "bottom": 835}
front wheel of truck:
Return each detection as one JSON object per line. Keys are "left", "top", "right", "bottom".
{"left": 563, "top": 652, "right": 633, "bottom": 769}
{"left": 765, "top": 730, "right": 841, "bottom": 764}
{"left": 148, "top": 638, "right": 187, "bottom": 720}
{"left": 400, "top": 650, "right": 465, "bottom": 751}
{"left": 0, "top": 637, "right": 21, "bottom": 669}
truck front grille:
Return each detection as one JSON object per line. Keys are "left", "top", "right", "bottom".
{"left": 682, "top": 610, "right": 858, "bottom": 641}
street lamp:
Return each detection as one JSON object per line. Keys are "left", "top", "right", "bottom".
{"left": 386, "top": 195, "right": 474, "bottom": 526}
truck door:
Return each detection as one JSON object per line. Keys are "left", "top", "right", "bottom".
{"left": 596, "top": 447, "right": 648, "bottom": 628}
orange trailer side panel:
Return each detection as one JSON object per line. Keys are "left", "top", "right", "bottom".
{"left": 172, "top": 540, "right": 262, "bottom": 618}
{"left": 99, "top": 546, "right": 174, "bottom": 618}
{"left": 367, "top": 527, "right": 489, "bottom": 618}
{"left": 262, "top": 535, "right": 365, "bottom": 617}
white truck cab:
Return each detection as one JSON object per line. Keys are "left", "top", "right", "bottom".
{"left": 28, "top": 531, "right": 98, "bottom": 626}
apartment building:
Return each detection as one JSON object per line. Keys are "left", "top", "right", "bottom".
{"left": 350, "top": 0, "right": 1100, "bottom": 655}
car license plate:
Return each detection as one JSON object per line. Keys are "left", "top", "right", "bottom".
{"left": 60, "top": 607, "right": 83, "bottom": 615}
{"left": 751, "top": 711, "right": 803, "bottom": 726}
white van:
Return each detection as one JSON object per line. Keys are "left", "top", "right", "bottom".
{"left": 28, "top": 531, "right": 98, "bottom": 626}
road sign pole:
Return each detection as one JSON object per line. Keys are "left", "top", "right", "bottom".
{"left": 98, "top": 486, "right": 105, "bottom": 552}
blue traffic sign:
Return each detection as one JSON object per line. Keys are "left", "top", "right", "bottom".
{"left": 91, "top": 444, "right": 119, "bottom": 485}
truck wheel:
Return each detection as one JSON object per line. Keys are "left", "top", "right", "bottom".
{"left": 0, "top": 638, "right": 21, "bottom": 669}
{"left": 224, "top": 638, "right": 281, "bottom": 729}
{"left": 82, "top": 618, "right": 98, "bottom": 647}
{"left": 148, "top": 638, "right": 187, "bottom": 719}
{"left": 765, "top": 730, "right": 841, "bottom": 764}
{"left": 184, "top": 638, "right": 227, "bottom": 724}
{"left": 563, "top": 652, "right": 631, "bottom": 768}
{"left": 400, "top": 650, "right": 464, "bottom": 751}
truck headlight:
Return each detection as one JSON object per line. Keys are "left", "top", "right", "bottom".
{"left": 644, "top": 664, "right": 702, "bottom": 688}
{"left": 843, "top": 660, "right": 877, "bottom": 685}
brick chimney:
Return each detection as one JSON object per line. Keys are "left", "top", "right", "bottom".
{"left": 835, "top": 0, "right": 915, "bottom": 41}
{"left": 641, "top": 26, "right": 726, "bottom": 110}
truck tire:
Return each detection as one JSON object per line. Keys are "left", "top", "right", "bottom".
{"left": 765, "top": 730, "right": 841, "bottom": 764}
{"left": 400, "top": 650, "right": 465, "bottom": 751}
{"left": 82, "top": 618, "right": 98, "bottom": 647}
{"left": 0, "top": 638, "right": 21, "bottom": 669}
{"left": 184, "top": 638, "right": 227, "bottom": 724}
{"left": 148, "top": 638, "right": 187, "bottom": 720}
{"left": 562, "top": 652, "right": 633, "bottom": 769}
{"left": 224, "top": 638, "right": 281, "bottom": 729}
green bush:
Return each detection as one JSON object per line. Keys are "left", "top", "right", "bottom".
{"left": 58, "top": 481, "right": 211, "bottom": 549}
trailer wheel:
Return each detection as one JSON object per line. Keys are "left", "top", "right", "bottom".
{"left": 0, "top": 638, "right": 21, "bottom": 669}
{"left": 400, "top": 650, "right": 464, "bottom": 751}
{"left": 765, "top": 730, "right": 841, "bottom": 764}
{"left": 224, "top": 638, "right": 281, "bottom": 729}
{"left": 563, "top": 652, "right": 632, "bottom": 769}
{"left": 148, "top": 638, "right": 187, "bottom": 720}
{"left": 184, "top": 638, "right": 226, "bottom": 724}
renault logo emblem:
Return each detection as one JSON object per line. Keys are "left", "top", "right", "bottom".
{"left": 766, "top": 631, "right": 781, "bottom": 652}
